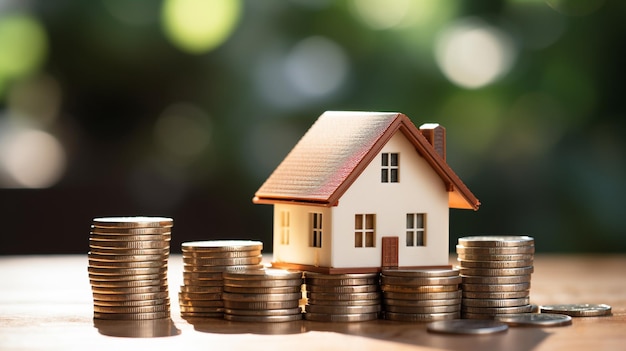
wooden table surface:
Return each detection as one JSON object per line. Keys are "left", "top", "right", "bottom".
{"left": 1, "top": 254, "right": 624, "bottom": 351}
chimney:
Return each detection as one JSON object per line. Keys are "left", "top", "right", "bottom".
{"left": 419, "top": 123, "right": 446, "bottom": 161}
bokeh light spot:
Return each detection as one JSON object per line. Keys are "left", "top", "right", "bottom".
{"left": 153, "top": 103, "right": 212, "bottom": 164}
{"left": 350, "top": 0, "right": 411, "bottom": 30}
{"left": 161, "top": 0, "right": 241, "bottom": 54}
{"left": 0, "top": 13, "right": 48, "bottom": 80}
{"left": 435, "top": 18, "right": 517, "bottom": 89}
{"left": 0, "top": 126, "right": 66, "bottom": 188}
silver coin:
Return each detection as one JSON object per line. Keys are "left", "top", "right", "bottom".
{"left": 457, "top": 253, "right": 534, "bottom": 261}
{"left": 222, "top": 300, "right": 300, "bottom": 310}
{"left": 381, "top": 275, "right": 462, "bottom": 286}
{"left": 461, "top": 282, "right": 531, "bottom": 292}
{"left": 304, "top": 312, "right": 379, "bottom": 322}
{"left": 456, "top": 245, "right": 535, "bottom": 255}
{"left": 539, "top": 303, "right": 612, "bottom": 317}
{"left": 306, "top": 291, "right": 381, "bottom": 301}
{"left": 305, "top": 304, "right": 381, "bottom": 314}
{"left": 383, "top": 311, "right": 459, "bottom": 322}
{"left": 181, "top": 240, "right": 263, "bottom": 252}
{"left": 460, "top": 274, "right": 531, "bottom": 284}
{"left": 305, "top": 284, "right": 378, "bottom": 294}
{"left": 457, "top": 266, "right": 534, "bottom": 276}
{"left": 461, "top": 304, "right": 534, "bottom": 315}
{"left": 182, "top": 249, "right": 262, "bottom": 259}
{"left": 458, "top": 236, "right": 534, "bottom": 247}
{"left": 92, "top": 217, "right": 173, "bottom": 228}
{"left": 224, "top": 308, "right": 302, "bottom": 316}
{"left": 384, "top": 298, "right": 461, "bottom": 307}
{"left": 384, "top": 304, "right": 459, "bottom": 314}
{"left": 223, "top": 285, "right": 301, "bottom": 294}
{"left": 223, "top": 268, "right": 302, "bottom": 280}
{"left": 457, "top": 259, "right": 533, "bottom": 269}
{"left": 382, "top": 268, "right": 459, "bottom": 278}
{"left": 224, "top": 314, "right": 303, "bottom": 322}
{"left": 222, "top": 292, "right": 301, "bottom": 302}
{"left": 495, "top": 313, "right": 572, "bottom": 326}
{"left": 462, "top": 297, "right": 530, "bottom": 308}
{"left": 462, "top": 290, "right": 529, "bottom": 299}
{"left": 306, "top": 298, "right": 381, "bottom": 306}
{"left": 427, "top": 319, "right": 508, "bottom": 334}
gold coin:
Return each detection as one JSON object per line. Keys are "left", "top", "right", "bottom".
{"left": 182, "top": 249, "right": 262, "bottom": 259}
{"left": 89, "top": 239, "right": 170, "bottom": 249}
{"left": 88, "top": 266, "right": 167, "bottom": 275}
{"left": 183, "top": 264, "right": 264, "bottom": 273}
{"left": 183, "top": 255, "right": 263, "bottom": 266}
{"left": 182, "top": 271, "right": 224, "bottom": 281}
{"left": 384, "top": 298, "right": 461, "bottom": 307}
{"left": 179, "top": 306, "right": 224, "bottom": 313}
{"left": 88, "top": 260, "right": 167, "bottom": 269}
{"left": 305, "top": 304, "right": 381, "bottom": 314}
{"left": 224, "top": 314, "right": 302, "bottom": 322}
{"left": 224, "top": 308, "right": 302, "bottom": 316}
{"left": 461, "top": 282, "right": 531, "bottom": 292}
{"left": 91, "top": 227, "right": 171, "bottom": 235}
{"left": 89, "top": 247, "right": 170, "bottom": 256}
{"left": 92, "top": 291, "right": 169, "bottom": 301}
{"left": 381, "top": 284, "right": 459, "bottom": 293}
{"left": 304, "top": 312, "right": 379, "bottom": 322}
{"left": 178, "top": 299, "right": 224, "bottom": 307}
{"left": 462, "top": 291, "right": 529, "bottom": 299}
{"left": 178, "top": 291, "right": 222, "bottom": 301}
{"left": 456, "top": 245, "right": 535, "bottom": 255}
{"left": 89, "top": 273, "right": 166, "bottom": 281}
{"left": 458, "top": 236, "right": 534, "bottom": 247}
{"left": 457, "top": 259, "right": 534, "bottom": 269}
{"left": 383, "top": 290, "right": 462, "bottom": 301}
{"left": 306, "top": 291, "right": 381, "bottom": 301}
{"left": 93, "top": 304, "right": 170, "bottom": 314}
{"left": 457, "top": 253, "right": 534, "bottom": 261}
{"left": 306, "top": 298, "right": 381, "bottom": 306}
{"left": 91, "top": 285, "right": 168, "bottom": 295}
{"left": 92, "top": 217, "right": 173, "bottom": 228}
{"left": 94, "top": 298, "right": 168, "bottom": 307}
{"left": 90, "top": 233, "right": 171, "bottom": 241}
{"left": 224, "top": 279, "right": 302, "bottom": 288}
{"left": 90, "top": 279, "right": 165, "bottom": 288}
{"left": 382, "top": 268, "right": 459, "bottom": 278}
{"left": 180, "top": 312, "right": 224, "bottom": 319}
{"left": 461, "top": 304, "right": 534, "bottom": 315}
{"left": 223, "top": 285, "right": 301, "bottom": 294}
{"left": 462, "top": 297, "right": 530, "bottom": 308}
{"left": 223, "top": 300, "right": 300, "bottom": 310}
{"left": 384, "top": 304, "right": 459, "bottom": 314}
{"left": 304, "top": 272, "right": 379, "bottom": 286}
{"left": 93, "top": 311, "right": 171, "bottom": 320}
{"left": 383, "top": 311, "right": 459, "bottom": 322}
{"left": 460, "top": 274, "right": 531, "bottom": 284}
{"left": 181, "top": 240, "right": 263, "bottom": 252}
{"left": 456, "top": 266, "right": 534, "bottom": 276}
{"left": 381, "top": 275, "right": 462, "bottom": 286}
{"left": 183, "top": 279, "right": 224, "bottom": 286}
{"left": 223, "top": 268, "right": 302, "bottom": 281}
{"left": 305, "top": 284, "right": 378, "bottom": 294}
{"left": 179, "top": 285, "right": 223, "bottom": 293}
{"left": 88, "top": 252, "right": 168, "bottom": 263}
{"left": 222, "top": 292, "right": 301, "bottom": 302}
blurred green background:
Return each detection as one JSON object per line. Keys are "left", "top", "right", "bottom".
{"left": 1, "top": 0, "right": 624, "bottom": 254}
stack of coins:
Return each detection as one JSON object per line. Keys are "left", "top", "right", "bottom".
{"left": 381, "top": 268, "right": 462, "bottom": 322}
{"left": 304, "top": 272, "right": 381, "bottom": 322}
{"left": 88, "top": 216, "right": 173, "bottom": 320}
{"left": 179, "top": 240, "right": 263, "bottom": 319}
{"left": 456, "top": 236, "right": 535, "bottom": 320}
{"left": 222, "top": 268, "right": 303, "bottom": 322}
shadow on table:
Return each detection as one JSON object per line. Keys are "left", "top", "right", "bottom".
{"left": 94, "top": 318, "right": 181, "bottom": 338}
{"left": 186, "top": 316, "right": 307, "bottom": 335}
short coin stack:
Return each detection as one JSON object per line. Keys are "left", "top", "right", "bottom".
{"left": 456, "top": 235, "right": 535, "bottom": 319}
{"left": 381, "top": 268, "right": 462, "bottom": 322}
{"left": 179, "top": 240, "right": 263, "bottom": 319}
{"left": 222, "top": 268, "right": 303, "bottom": 322}
{"left": 304, "top": 272, "right": 381, "bottom": 322}
{"left": 88, "top": 216, "right": 173, "bottom": 320}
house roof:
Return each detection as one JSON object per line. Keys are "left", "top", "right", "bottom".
{"left": 253, "top": 111, "right": 480, "bottom": 210}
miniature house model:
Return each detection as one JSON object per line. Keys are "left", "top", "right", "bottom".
{"left": 253, "top": 111, "right": 479, "bottom": 273}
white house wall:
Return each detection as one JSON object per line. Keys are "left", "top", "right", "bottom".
{"left": 331, "top": 131, "right": 450, "bottom": 268}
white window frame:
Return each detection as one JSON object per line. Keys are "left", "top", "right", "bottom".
{"left": 381, "top": 152, "right": 399, "bottom": 183}
{"left": 355, "top": 214, "right": 376, "bottom": 248}
{"left": 310, "top": 213, "right": 322, "bottom": 248}
{"left": 406, "top": 213, "right": 426, "bottom": 247}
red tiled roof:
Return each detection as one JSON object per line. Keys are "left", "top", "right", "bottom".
{"left": 253, "top": 111, "right": 479, "bottom": 210}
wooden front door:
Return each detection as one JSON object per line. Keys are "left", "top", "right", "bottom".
{"left": 381, "top": 236, "right": 399, "bottom": 268}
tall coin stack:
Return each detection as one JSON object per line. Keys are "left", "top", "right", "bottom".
{"left": 381, "top": 269, "right": 462, "bottom": 322}
{"left": 88, "top": 216, "right": 173, "bottom": 320}
{"left": 179, "top": 240, "right": 263, "bottom": 319}
{"left": 222, "top": 268, "right": 303, "bottom": 322}
{"left": 304, "top": 272, "right": 381, "bottom": 322}
{"left": 456, "top": 236, "right": 535, "bottom": 319}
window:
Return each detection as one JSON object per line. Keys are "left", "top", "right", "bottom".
{"left": 279, "top": 211, "right": 290, "bottom": 245}
{"left": 355, "top": 214, "right": 375, "bottom": 247}
{"left": 381, "top": 153, "right": 399, "bottom": 183}
{"left": 310, "top": 213, "right": 322, "bottom": 248}
{"left": 406, "top": 213, "right": 426, "bottom": 246}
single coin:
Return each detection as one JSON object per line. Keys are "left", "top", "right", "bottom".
{"left": 495, "top": 313, "right": 573, "bottom": 327}
{"left": 224, "top": 279, "right": 302, "bottom": 288}
{"left": 223, "top": 268, "right": 302, "bottom": 280}
{"left": 383, "top": 290, "right": 462, "bottom": 301}
{"left": 179, "top": 285, "right": 223, "bottom": 293}
{"left": 92, "top": 217, "right": 173, "bottom": 228}
{"left": 89, "top": 247, "right": 170, "bottom": 256}
{"left": 90, "top": 226, "right": 171, "bottom": 235}
{"left": 183, "top": 264, "right": 264, "bottom": 273}
{"left": 458, "top": 236, "right": 534, "bottom": 247}
{"left": 223, "top": 300, "right": 300, "bottom": 310}
{"left": 183, "top": 255, "right": 263, "bottom": 266}
{"left": 461, "top": 283, "right": 531, "bottom": 292}
{"left": 225, "top": 314, "right": 303, "bottom": 322}
{"left": 89, "top": 239, "right": 170, "bottom": 249}
{"left": 306, "top": 298, "right": 381, "bottom": 306}
{"left": 178, "top": 299, "right": 223, "bottom": 308}
{"left": 93, "top": 310, "right": 171, "bottom": 320}
{"left": 93, "top": 298, "right": 168, "bottom": 307}
{"left": 384, "top": 298, "right": 461, "bottom": 307}
{"left": 223, "top": 285, "right": 301, "bottom": 294}
{"left": 461, "top": 304, "right": 535, "bottom": 315}
{"left": 305, "top": 304, "right": 381, "bottom": 314}
{"left": 457, "top": 266, "right": 534, "bottom": 277}
{"left": 456, "top": 245, "right": 535, "bottom": 255}
{"left": 381, "top": 284, "right": 459, "bottom": 293}
{"left": 182, "top": 271, "right": 224, "bottom": 281}
{"left": 88, "top": 273, "right": 166, "bottom": 282}
{"left": 460, "top": 275, "right": 531, "bottom": 284}
{"left": 427, "top": 319, "right": 508, "bottom": 334}
{"left": 458, "top": 253, "right": 534, "bottom": 261}
{"left": 88, "top": 260, "right": 168, "bottom": 269}
{"left": 306, "top": 291, "right": 381, "bottom": 301}
{"left": 93, "top": 304, "right": 170, "bottom": 314}
{"left": 182, "top": 249, "right": 262, "bottom": 259}
{"left": 91, "top": 285, "right": 168, "bottom": 295}
{"left": 304, "top": 312, "right": 379, "bottom": 322}
{"left": 304, "top": 272, "right": 379, "bottom": 286}
{"left": 181, "top": 240, "right": 263, "bottom": 252}
{"left": 305, "top": 284, "right": 377, "bottom": 294}
{"left": 384, "top": 304, "right": 459, "bottom": 314}
{"left": 183, "top": 279, "right": 224, "bottom": 287}
{"left": 88, "top": 253, "right": 168, "bottom": 263}
{"left": 457, "top": 259, "right": 534, "bottom": 269}
{"left": 222, "top": 292, "right": 301, "bottom": 302}
{"left": 179, "top": 305, "right": 224, "bottom": 313}
{"left": 462, "top": 297, "right": 530, "bottom": 308}
{"left": 462, "top": 290, "right": 529, "bottom": 299}
{"left": 381, "top": 275, "right": 462, "bottom": 286}
{"left": 90, "top": 233, "right": 171, "bottom": 241}
{"left": 88, "top": 266, "right": 167, "bottom": 275}
{"left": 539, "top": 304, "right": 612, "bottom": 317}
{"left": 383, "top": 311, "right": 459, "bottom": 322}
{"left": 92, "top": 291, "right": 169, "bottom": 301}
{"left": 178, "top": 291, "right": 222, "bottom": 301}
{"left": 224, "top": 308, "right": 301, "bottom": 316}
{"left": 382, "top": 268, "right": 459, "bottom": 278}
{"left": 90, "top": 279, "right": 165, "bottom": 288}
